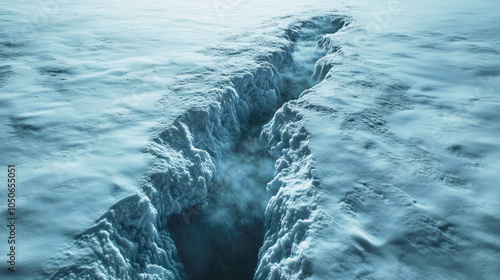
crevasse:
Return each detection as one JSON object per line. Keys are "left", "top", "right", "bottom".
{"left": 49, "top": 15, "right": 348, "bottom": 280}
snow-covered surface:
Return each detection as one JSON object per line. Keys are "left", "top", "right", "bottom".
{"left": 300, "top": 2, "right": 500, "bottom": 278}
{"left": 1, "top": 0, "right": 499, "bottom": 279}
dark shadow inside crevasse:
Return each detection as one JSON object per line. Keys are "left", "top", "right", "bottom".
{"left": 167, "top": 127, "right": 272, "bottom": 280}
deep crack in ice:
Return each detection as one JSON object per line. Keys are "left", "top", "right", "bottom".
{"left": 166, "top": 17, "right": 347, "bottom": 280}
{"left": 48, "top": 16, "right": 348, "bottom": 280}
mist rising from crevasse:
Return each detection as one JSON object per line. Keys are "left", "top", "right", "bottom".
{"left": 166, "top": 17, "right": 347, "bottom": 280}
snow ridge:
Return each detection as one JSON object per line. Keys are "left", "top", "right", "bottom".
{"left": 256, "top": 102, "right": 322, "bottom": 279}
{"left": 48, "top": 15, "right": 348, "bottom": 280}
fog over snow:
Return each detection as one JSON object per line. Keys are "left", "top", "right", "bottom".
{"left": 0, "top": 0, "right": 499, "bottom": 279}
